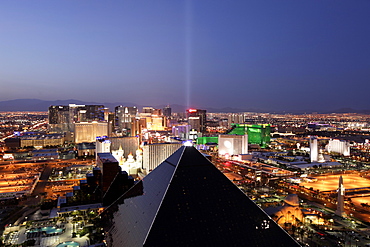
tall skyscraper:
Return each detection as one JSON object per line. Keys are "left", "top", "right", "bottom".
{"left": 81, "top": 104, "right": 105, "bottom": 122}
{"left": 142, "top": 107, "right": 154, "bottom": 114}
{"left": 101, "top": 146, "right": 300, "bottom": 246}
{"left": 228, "top": 113, "right": 245, "bottom": 125}
{"left": 138, "top": 107, "right": 167, "bottom": 131}
{"left": 186, "top": 108, "right": 207, "bottom": 133}
{"left": 69, "top": 104, "right": 105, "bottom": 131}
{"left": 310, "top": 136, "right": 318, "bottom": 162}
{"left": 162, "top": 105, "right": 171, "bottom": 117}
{"left": 48, "top": 104, "right": 105, "bottom": 133}
{"left": 48, "top": 105, "right": 70, "bottom": 133}
{"left": 106, "top": 112, "right": 115, "bottom": 137}
{"left": 49, "top": 105, "right": 69, "bottom": 124}
{"left": 114, "top": 106, "right": 139, "bottom": 136}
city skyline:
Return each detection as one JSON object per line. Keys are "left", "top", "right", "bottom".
{"left": 2, "top": 95, "right": 370, "bottom": 245}
{"left": 3, "top": 98, "right": 370, "bottom": 114}
{"left": 1, "top": 1, "right": 370, "bottom": 111}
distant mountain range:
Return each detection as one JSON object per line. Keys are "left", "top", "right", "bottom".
{"left": 0, "top": 99, "right": 257, "bottom": 113}
{"left": 0, "top": 99, "right": 369, "bottom": 114}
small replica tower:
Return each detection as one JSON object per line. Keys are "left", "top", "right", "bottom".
{"left": 335, "top": 175, "right": 346, "bottom": 217}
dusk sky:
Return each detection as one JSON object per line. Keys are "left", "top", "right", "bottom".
{"left": 1, "top": 1, "right": 370, "bottom": 111}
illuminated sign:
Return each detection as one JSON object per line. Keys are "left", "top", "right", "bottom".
{"left": 188, "top": 109, "right": 197, "bottom": 113}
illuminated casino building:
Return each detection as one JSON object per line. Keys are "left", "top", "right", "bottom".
{"left": 186, "top": 108, "right": 207, "bottom": 133}
{"left": 5, "top": 132, "right": 64, "bottom": 149}
{"left": 109, "top": 136, "right": 139, "bottom": 159}
{"left": 48, "top": 105, "right": 70, "bottom": 133}
{"left": 48, "top": 104, "right": 105, "bottom": 134}
{"left": 227, "top": 124, "right": 270, "bottom": 147}
{"left": 74, "top": 122, "right": 108, "bottom": 143}
{"left": 142, "top": 142, "right": 182, "bottom": 172}
{"left": 172, "top": 125, "right": 191, "bottom": 140}
{"left": 114, "top": 106, "right": 139, "bottom": 136}
{"left": 265, "top": 194, "right": 304, "bottom": 228}
{"left": 96, "top": 136, "right": 111, "bottom": 154}
{"left": 309, "top": 136, "right": 319, "bottom": 162}
{"left": 195, "top": 124, "right": 271, "bottom": 148}
{"left": 326, "top": 139, "right": 350, "bottom": 156}
{"left": 218, "top": 134, "right": 248, "bottom": 157}
{"left": 196, "top": 136, "right": 219, "bottom": 145}
{"left": 69, "top": 104, "right": 105, "bottom": 123}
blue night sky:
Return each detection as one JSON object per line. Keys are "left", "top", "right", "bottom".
{"left": 1, "top": 1, "right": 370, "bottom": 111}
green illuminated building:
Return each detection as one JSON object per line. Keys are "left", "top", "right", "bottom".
{"left": 196, "top": 124, "right": 271, "bottom": 148}
{"left": 228, "top": 124, "right": 271, "bottom": 148}
{"left": 196, "top": 136, "right": 219, "bottom": 145}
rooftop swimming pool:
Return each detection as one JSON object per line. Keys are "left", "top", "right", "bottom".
{"left": 27, "top": 226, "right": 63, "bottom": 234}
{"left": 56, "top": 241, "right": 80, "bottom": 247}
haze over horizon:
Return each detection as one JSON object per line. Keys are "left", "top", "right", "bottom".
{"left": 1, "top": 1, "right": 370, "bottom": 111}
{"left": 1, "top": 98, "right": 369, "bottom": 114}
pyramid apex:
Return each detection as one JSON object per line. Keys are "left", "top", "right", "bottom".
{"left": 102, "top": 145, "right": 299, "bottom": 246}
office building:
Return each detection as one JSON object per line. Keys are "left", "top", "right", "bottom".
{"left": 101, "top": 146, "right": 299, "bottom": 246}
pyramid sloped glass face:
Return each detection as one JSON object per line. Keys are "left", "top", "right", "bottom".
{"left": 101, "top": 147, "right": 183, "bottom": 247}
{"left": 102, "top": 146, "right": 300, "bottom": 247}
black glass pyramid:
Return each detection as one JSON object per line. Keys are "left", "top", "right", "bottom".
{"left": 102, "top": 146, "right": 300, "bottom": 247}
